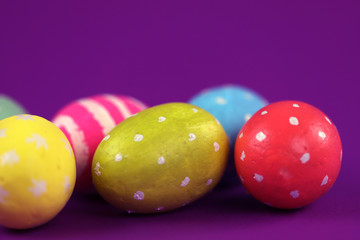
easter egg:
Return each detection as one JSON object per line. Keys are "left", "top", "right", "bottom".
{"left": 0, "top": 114, "right": 76, "bottom": 229}
{"left": 189, "top": 85, "right": 268, "bottom": 145}
{"left": 0, "top": 94, "right": 27, "bottom": 120}
{"left": 52, "top": 94, "right": 147, "bottom": 192}
{"left": 92, "top": 103, "right": 229, "bottom": 213}
{"left": 234, "top": 101, "right": 342, "bottom": 209}
{"left": 189, "top": 85, "right": 268, "bottom": 184}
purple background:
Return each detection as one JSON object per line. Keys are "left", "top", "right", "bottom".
{"left": 1, "top": 0, "right": 359, "bottom": 239}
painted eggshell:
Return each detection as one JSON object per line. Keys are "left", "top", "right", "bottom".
{"left": 52, "top": 94, "right": 147, "bottom": 192}
{"left": 0, "top": 114, "right": 76, "bottom": 229}
{"left": 0, "top": 95, "right": 27, "bottom": 120}
{"left": 189, "top": 85, "right": 267, "bottom": 146}
{"left": 189, "top": 85, "right": 268, "bottom": 184}
{"left": 235, "top": 101, "right": 342, "bottom": 209}
{"left": 92, "top": 102, "right": 229, "bottom": 213}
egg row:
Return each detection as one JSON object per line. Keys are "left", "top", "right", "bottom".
{"left": 0, "top": 85, "right": 342, "bottom": 229}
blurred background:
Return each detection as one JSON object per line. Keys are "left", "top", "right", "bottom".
{"left": 1, "top": 1, "right": 358, "bottom": 116}
{"left": 1, "top": 0, "right": 359, "bottom": 239}
{"left": 2, "top": 0, "right": 359, "bottom": 181}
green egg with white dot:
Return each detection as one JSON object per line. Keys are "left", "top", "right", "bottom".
{"left": 92, "top": 102, "right": 229, "bottom": 213}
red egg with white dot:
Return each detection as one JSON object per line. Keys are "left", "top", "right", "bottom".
{"left": 52, "top": 94, "right": 147, "bottom": 192}
{"left": 234, "top": 101, "right": 342, "bottom": 209}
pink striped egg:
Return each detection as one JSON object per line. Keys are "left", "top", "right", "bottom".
{"left": 52, "top": 94, "right": 147, "bottom": 192}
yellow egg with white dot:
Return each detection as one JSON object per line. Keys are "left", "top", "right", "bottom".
{"left": 92, "top": 103, "right": 229, "bottom": 213}
{"left": 0, "top": 114, "right": 76, "bottom": 229}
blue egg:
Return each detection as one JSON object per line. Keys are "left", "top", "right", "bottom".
{"left": 189, "top": 85, "right": 268, "bottom": 146}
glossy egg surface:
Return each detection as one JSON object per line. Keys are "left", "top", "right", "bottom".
{"left": 92, "top": 103, "right": 229, "bottom": 213}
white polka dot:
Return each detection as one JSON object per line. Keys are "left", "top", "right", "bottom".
{"left": 215, "top": 96, "right": 227, "bottom": 105}
{"left": 240, "top": 150, "right": 246, "bottom": 161}
{"left": 26, "top": 134, "right": 48, "bottom": 149}
{"left": 158, "top": 156, "right": 165, "bottom": 165}
{"left": 239, "top": 175, "right": 244, "bottom": 183}
{"left": 300, "top": 152, "right": 310, "bottom": 164}
{"left": 289, "top": 117, "right": 299, "bottom": 126}
{"left": 253, "top": 173, "right": 264, "bottom": 183}
{"left": 340, "top": 150, "right": 343, "bottom": 161}
{"left": 134, "top": 134, "right": 144, "bottom": 142}
{"left": 239, "top": 132, "right": 243, "bottom": 138}
{"left": 63, "top": 176, "right": 71, "bottom": 193}
{"left": 261, "top": 111, "right": 268, "bottom": 115}
{"left": 103, "top": 135, "right": 110, "bottom": 141}
{"left": 189, "top": 133, "right": 196, "bottom": 141}
{"left": 180, "top": 177, "right": 190, "bottom": 187}
{"left": 256, "top": 131, "right": 266, "bottom": 142}
{"left": 115, "top": 153, "right": 123, "bottom": 162}
{"left": 213, "top": 142, "right": 220, "bottom": 152}
{"left": 290, "top": 190, "right": 300, "bottom": 199}
{"left": 206, "top": 179, "right": 213, "bottom": 186}
{"left": 325, "top": 116, "right": 332, "bottom": 125}
{"left": 158, "top": 116, "right": 166, "bottom": 122}
{"left": 244, "top": 92, "right": 254, "bottom": 101}
{"left": 28, "top": 179, "right": 47, "bottom": 197}
{"left": 293, "top": 104, "right": 300, "bottom": 108}
{"left": 319, "top": 131, "right": 326, "bottom": 140}
{"left": 0, "top": 128, "right": 6, "bottom": 138}
{"left": 156, "top": 206, "right": 164, "bottom": 211}
{"left": 94, "top": 162, "right": 102, "bottom": 176}
{"left": 1, "top": 149, "right": 19, "bottom": 166}
{"left": 60, "top": 138, "right": 72, "bottom": 155}
{"left": 16, "top": 115, "right": 34, "bottom": 121}
{"left": 321, "top": 175, "right": 329, "bottom": 186}
{"left": 192, "top": 108, "right": 198, "bottom": 113}
{"left": 0, "top": 186, "right": 9, "bottom": 204}
{"left": 244, "top": 113, "right": 252, "bottom": 122}
{"left": 133, "top": 191, "right": 144, "bottom": 200}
